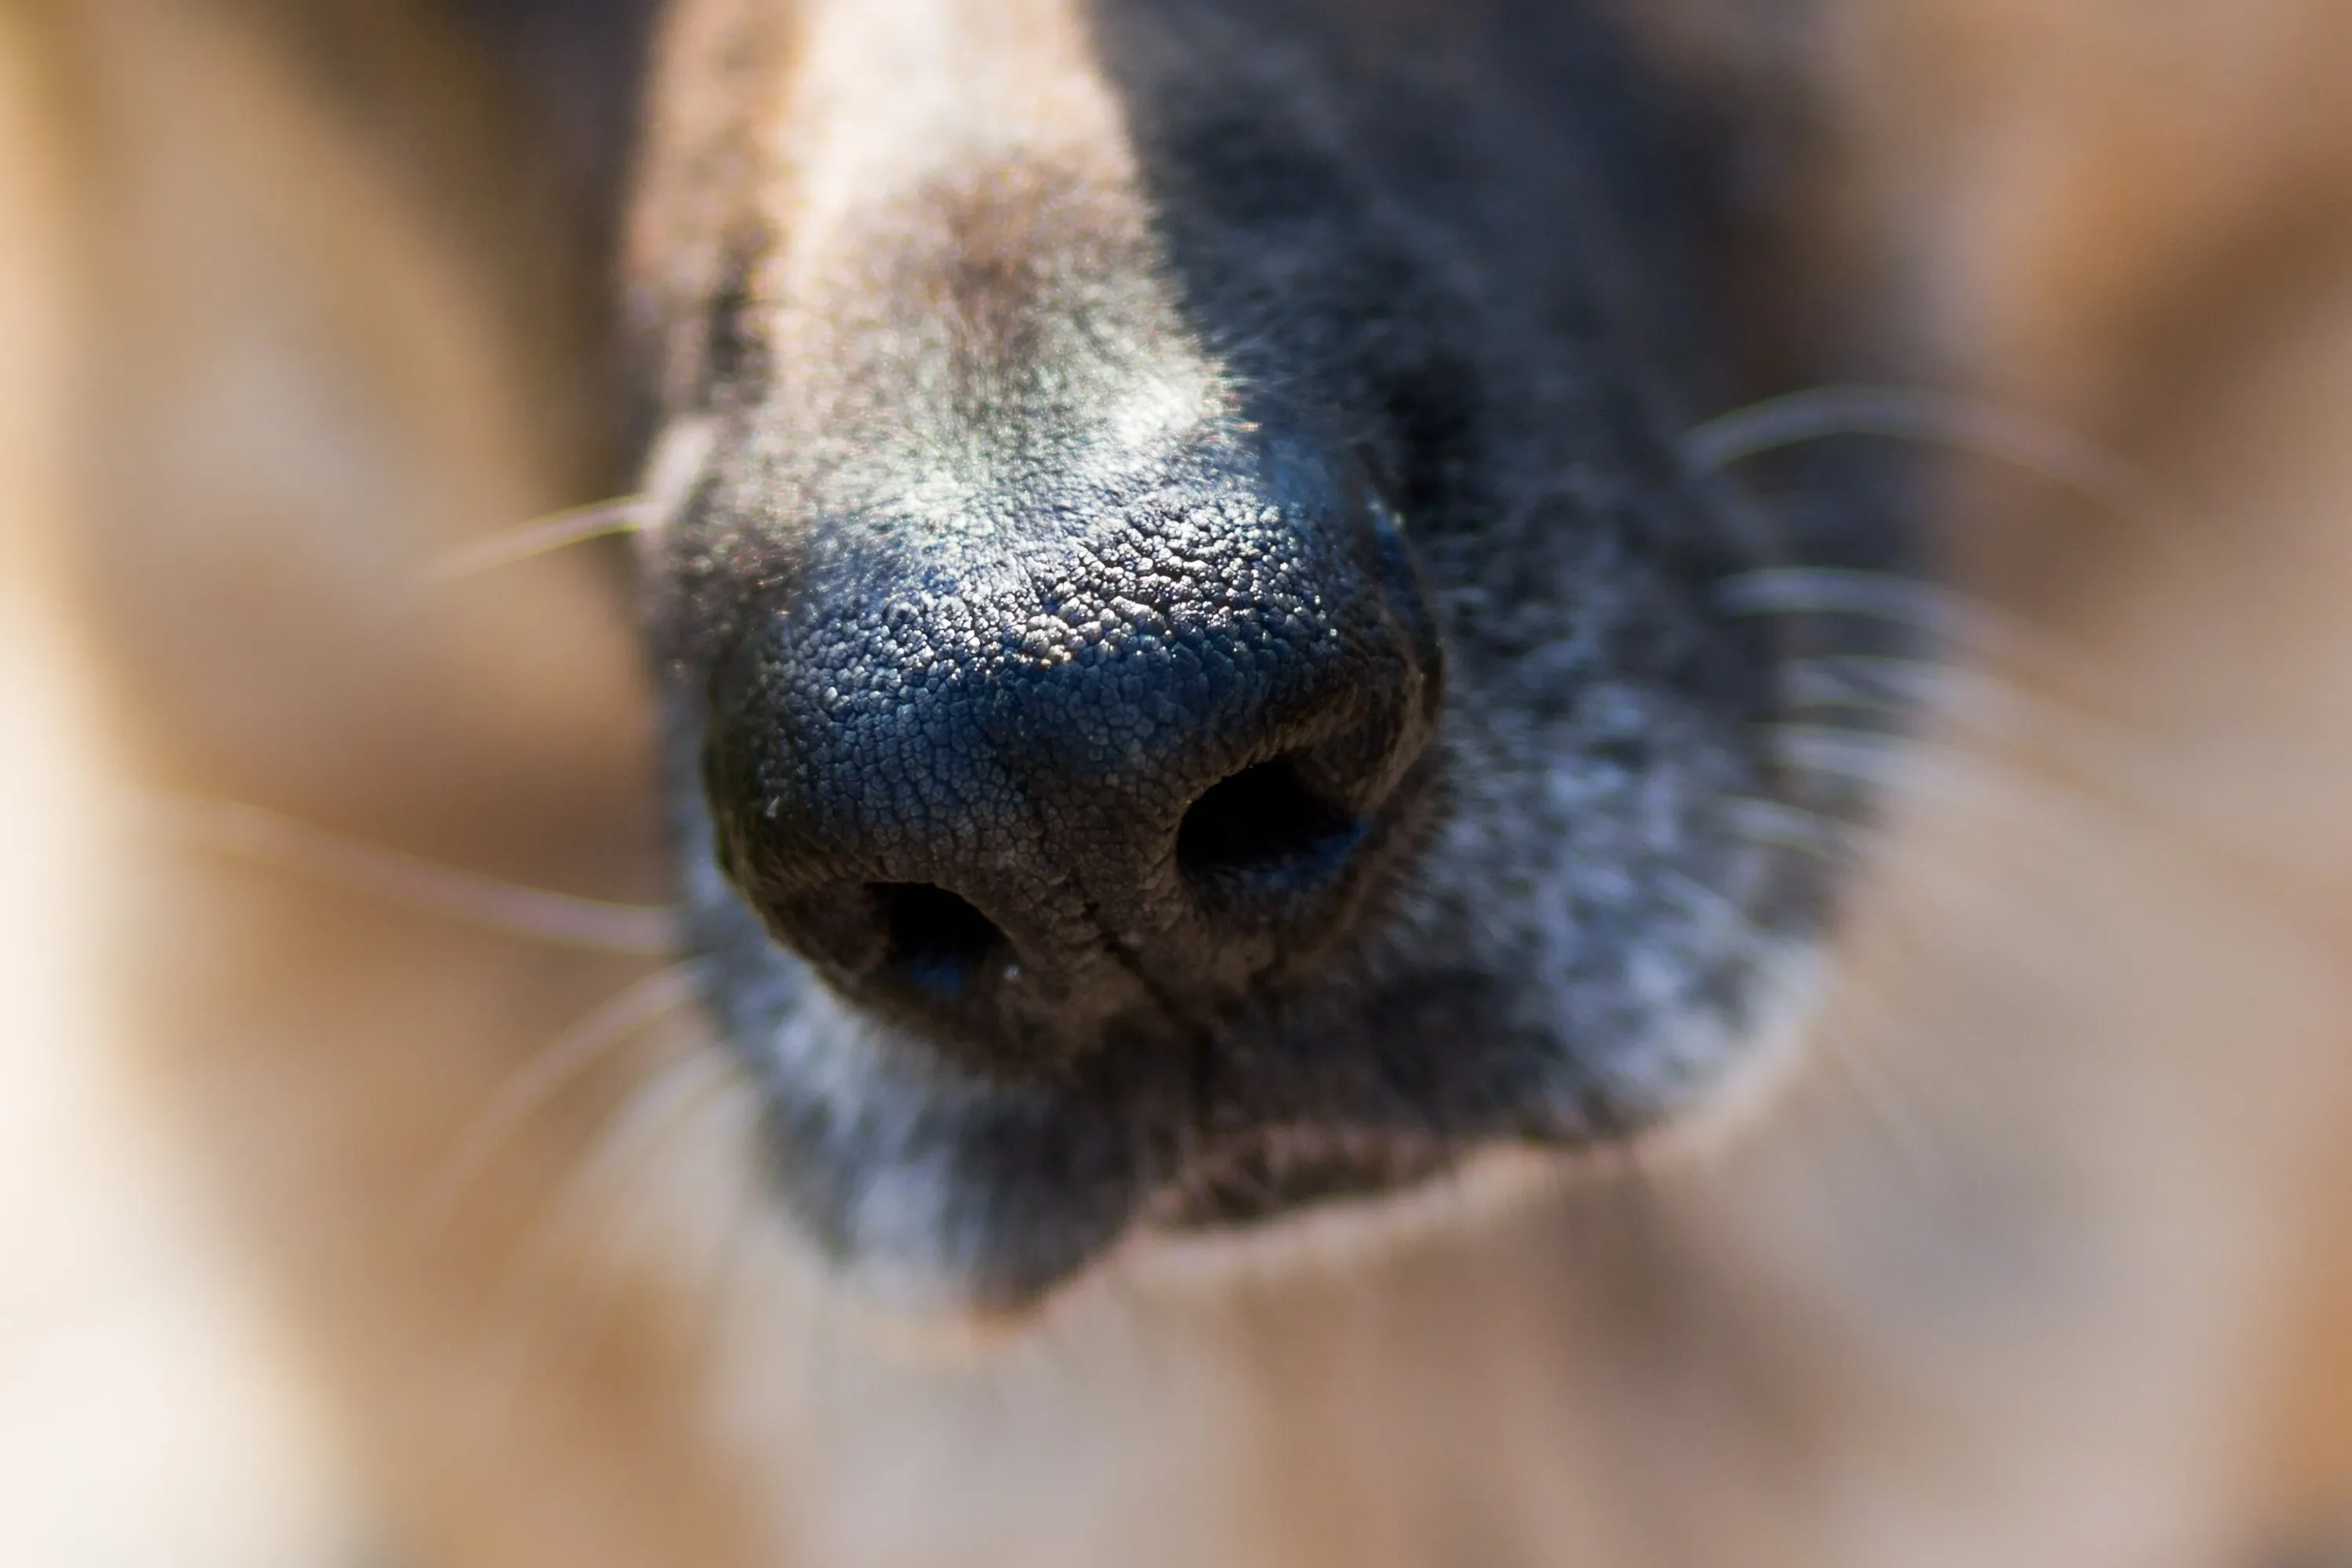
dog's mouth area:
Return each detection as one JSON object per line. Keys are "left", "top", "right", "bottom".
{"left": 1141, "top": 1125, "right": 1461, "bottom": 1231}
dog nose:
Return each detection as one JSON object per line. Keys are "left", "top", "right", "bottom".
{"left": 700, "top": 445, "right": 1443, "bottom": 1073}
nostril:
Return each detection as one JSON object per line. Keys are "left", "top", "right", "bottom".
{"left": 870, "top": 882, "right": 1009, "bottom": 999}
{"left": 1177, "top": 754, "right": 1365, "bottom": 892}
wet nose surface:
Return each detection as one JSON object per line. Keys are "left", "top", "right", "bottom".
{"left": 702, "top": 441, "right": 1443, "bottom": 1073}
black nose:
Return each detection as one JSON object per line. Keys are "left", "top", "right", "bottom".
{"left": 700, "top": 441, "right": 1443, "bottom": 1073}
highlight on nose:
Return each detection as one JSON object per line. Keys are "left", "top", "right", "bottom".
{"left": 700, "top": 446, "right": 1444, "bottom": 1075}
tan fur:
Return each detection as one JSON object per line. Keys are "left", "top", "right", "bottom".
{"left": 11, "top": 2, "right": 2352, "bottom": 1563}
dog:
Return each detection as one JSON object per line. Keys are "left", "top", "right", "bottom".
{"left": 11, "top": 1, "right": 2352, "bottom": 1563}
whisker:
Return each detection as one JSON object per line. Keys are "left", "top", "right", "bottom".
{"left": 1722, "top": 568, "right": 2122, "bottom": 720}
{"left": 132, "top": 789, "right": 677, "bottom": 955}
{"left": 1762, "top": 723, "right": 2045, "bottom": 836}
{"left": 1782, "top": 654, "right": 1938, "bottom": 719}
{"left": 1766, "top": 724, "right": 2074, "bottom": 840}
{"left": 410, "top": 960, "right": 712, "bottom": 1243}
{"left": 1808, "top": 1009, "right": 1955, "bottom": 1196}
{"left": 1769, "top": 724, "right": 1916, "bottom": 790}
{"left": 1657, "top": 867, "right": 1763, "bottom": 952}
{"left": 1769, "top": 648, "right": 2196, "bottom": 827}
{"left": 1726, "top": 795, "right": 1860, "bottom": 867}
{"left": 1716, "top": 565, "right": 2000, "bottom": 648}
{"left": 1682, "top": 383, "right": 2194, "bottom": 540}
{"left": 486, "top": 1048, "right": 743, "bottom": 1396}
{"left": 420, "top": 495, "right": 650, "bottom": 583}
{"left": 1780, "top": 659, "right": 2042, "bottom": 760}
{"left": 594, "top": 1069, "right": 768, "bottom": 1421}
{"left": 685, "top": 1087, "right": 773, "bottom": 1384}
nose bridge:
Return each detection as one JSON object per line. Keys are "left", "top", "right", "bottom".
{"left": 783, "top": 0, "right": 1149, "bottom": 261}
{"left": 773, "top": 0, "right": 1222, "bottom": 487}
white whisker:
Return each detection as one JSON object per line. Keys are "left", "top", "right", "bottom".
{"left": 686, "top": 1086, "right": 775, "bottom": 1384}
{"left": 420, "top": 495, "right": 650, "bottom": 583}
{"left": 132, "top": 789, "right": 677, "bottom": 955}
{"left": 1782, "top": 655, "right": 1938, "bottom": 717}
{"left": 481, "top": 1047, "right": 742, "bottom": 1399}
{"left": 1715, "top": 565, "right": 1997, "bottom": 648}
{"left": 1682, "top": 384, "right": 2194, "bottom": 543}
{"left": 1809, "top": 1011, "right": 1954, "bottom": 1196}
{"left": 1769, "top": 724, "right": 1916, "bottom": 789}
{"left": 1726, "top": 795, "right": 1859, "bottom": 866}
{"left": 410, "top": 960, "right": 712, "bottom": 1243}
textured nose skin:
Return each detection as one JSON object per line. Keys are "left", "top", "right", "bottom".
{"left": 702, "top": 436, "right": 1443, "bottom": 1073}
